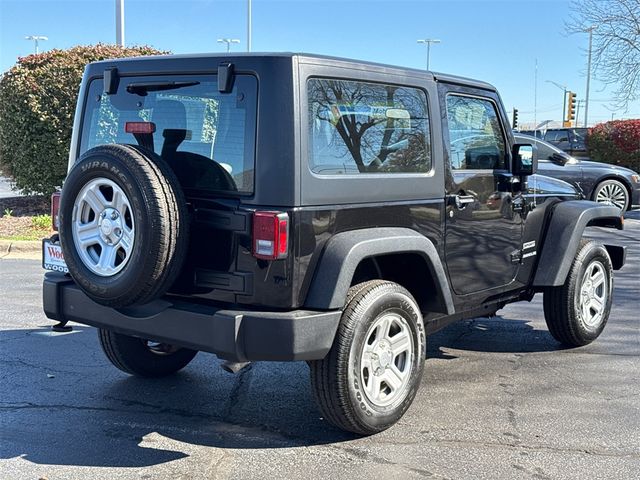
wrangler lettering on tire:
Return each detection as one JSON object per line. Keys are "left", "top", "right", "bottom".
{"left": 58, "top": 144, "right": 189, "bottom": 307}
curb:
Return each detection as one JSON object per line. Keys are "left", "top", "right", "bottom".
{"left": 0, "top": 239, "right": 41, "bottom": 259}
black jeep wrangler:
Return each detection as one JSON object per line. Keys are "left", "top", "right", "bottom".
{"left": 43, "top": 53, "right": 626, "bottom": 435}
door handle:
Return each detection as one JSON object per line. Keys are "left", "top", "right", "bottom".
{"left": 454, "top": 194, "right": 475, "bottom": 209}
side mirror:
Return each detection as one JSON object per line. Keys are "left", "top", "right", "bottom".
{"left": 512, "top": 144, "right": 537, "bottom": 176}
{"left": 550, "top": 152, "right": 569, "bottom": 165}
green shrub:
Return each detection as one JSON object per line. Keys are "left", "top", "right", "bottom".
{"left": 587, "top": 120, "right": 640, "bottom": 172}
{"left": 31, "top": 214, "right": 52, "bottom": 229}
{"left": 0, "top": 44, "right": 168, "bottom": 195}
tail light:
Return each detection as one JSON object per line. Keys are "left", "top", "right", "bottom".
{"left": 252, "top": 211, "right": 289, "bottom": 260}
{"left": 125, "top": 121, "right": 156, "bottom": 134}
{"left": 51, "top": 192, "right": 61, "bottom": 231}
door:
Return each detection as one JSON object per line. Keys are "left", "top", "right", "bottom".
{"left": 443, "top": 90, "right": 523, "bottom": 295}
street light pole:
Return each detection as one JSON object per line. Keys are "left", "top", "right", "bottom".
{"left": 416, "top": 39, "right": 441, "bottom": 71}
{"left": 546, "top": 80, "right": 567, "bottom": 124}
{"left": 25, "top": 35, "right": 48, "bottom": 54}
{"left": 247, "top": 0, "right": 252, "bottom": 52}
{"left": 116, "top": 0, "right": 125, "bottom": 47}
{"left": 218, "top": 38, "right": 240, "bottom": 53}
{"left": 584, "top": 25, "right": 596, "bottom": 127}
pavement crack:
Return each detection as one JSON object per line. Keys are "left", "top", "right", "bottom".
{"left": 207, "top": 449, "right": 232, "bottom": 480}
{"left": 101, "top": 394, "right": 317, "bottom": 446}
{"left": 377, "top": 436, "right": 640, "bottom": 459}
{"left": 0, "top": 357, "right": 81, "bottom": 375}
{"left": 327, "top": 444, "right": 451, "bottom": 479}
{"left": 223, "top": 363, "right": 254, "bottom": 420}
{"left": 0, "top": 401, "right": 155, "bottom": 416}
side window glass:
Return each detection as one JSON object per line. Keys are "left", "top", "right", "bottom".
{"left": 308, "top": 78, "right": 431, "bottom": 175}
{"left": 446, "top": 95, "right": 506, "bottom": 170}
{"left": 534, "top": 140, "right": 556, "bottom": 160}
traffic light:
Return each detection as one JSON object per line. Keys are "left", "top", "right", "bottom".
{"left": 565, "top": 91, "right": 577, "bottom": 127}
{"left": 512, "top": 108, "right": 519, "bottom": 129}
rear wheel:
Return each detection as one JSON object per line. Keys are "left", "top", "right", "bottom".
{"left": 309, "top": 281, "right": 426, "bottom": 435}
{"left": 592, "top": 179, "right": 629, "bottom": 211}
{"left": 543, "top": 240, "right": 613, "bottom": 347}
{"left": 98, "top": 329, "right": 197, "bottom": 377}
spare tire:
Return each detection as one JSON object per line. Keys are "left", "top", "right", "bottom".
{"left": 58, "top": 144, "right": 189, "bottom": 307}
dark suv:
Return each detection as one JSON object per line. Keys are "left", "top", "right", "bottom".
{"left": 543, "top": 128, "right": 589, "bottom": 158}
{"left": 43, "top": 54, "right": 626, "bottom": 435}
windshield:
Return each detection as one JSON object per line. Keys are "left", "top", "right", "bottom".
{"left": 572, "top": 128, "right": 587, "bottom": 149}
{"left": 80, "top": 74, "right": 257, "bottom": 194}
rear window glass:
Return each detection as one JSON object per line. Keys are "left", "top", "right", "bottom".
{"left": 307, "top": 78, "right": 431, "bottom": 175}
{"left": 80, "top": 75, "right": 257, "bottom": 194}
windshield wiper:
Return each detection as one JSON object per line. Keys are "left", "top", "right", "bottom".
{"left": 126, "top": 81, "right": 200, "bottom": 96}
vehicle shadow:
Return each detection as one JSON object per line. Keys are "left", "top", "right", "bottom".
{"left": 0, "top": 315, "right": 575, "bottom": 468}
{"left": 427, "top": 314, "right": 566, "bottom": 359}
{"left": 0, "top": 325, "right": 351, "bottom": 468}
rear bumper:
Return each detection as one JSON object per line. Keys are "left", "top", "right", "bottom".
{"left": 43, "top": 273, "right": 341, "bottom": 362}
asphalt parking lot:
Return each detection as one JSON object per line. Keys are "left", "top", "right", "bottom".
{"left": 1, "top": 215, "right": 638, "bottom": 480}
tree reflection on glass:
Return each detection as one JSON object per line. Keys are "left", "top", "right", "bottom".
{"left": 308, "top": 79, "right": 431, "bottom": 174}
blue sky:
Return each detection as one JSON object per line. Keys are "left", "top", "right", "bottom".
{"left": 1, "top": 0, "right": 638, "bottom": 126}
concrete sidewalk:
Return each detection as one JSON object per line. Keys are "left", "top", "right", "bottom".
{"left": 0, "top": 239, "right": 41, "bottom": 259}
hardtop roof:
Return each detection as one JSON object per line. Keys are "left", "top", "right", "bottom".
{"left": 87, "top": 52, "right": 497, "bottom": 92}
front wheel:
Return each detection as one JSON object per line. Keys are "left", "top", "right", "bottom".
{"left": 98, "top": 329, "right": 198, "bottom": 377}
{"left": 592, "top": 179, "right": 629, "bottom": 211}
{"left": 543, "top": 240, "right": 613, "bottom": 347}
{"left": 309, "top": 281, "right": 426, "bottom": 435}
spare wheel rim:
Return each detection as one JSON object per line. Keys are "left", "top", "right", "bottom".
{"left": 71, "top": 177, "right": 136, "bottom": 277}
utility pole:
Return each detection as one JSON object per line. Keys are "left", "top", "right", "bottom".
{"left": 534, "top": 58, "right": 538, "bottom": 136}
{"left": 116, "top": 0, "right": 125, "bottom": 47}
{"left": 218, "top": 38, "right": 240, "bottom": 52}
{"left": 575, "top": 99, "right": 585, "bottom": 126}
{"left": 25, "top": 35, "right": 48, "bottom": 54}
{"left": 416, "top": 39, "right": 441, "bottom": 70}
{"left": 247, "top": 0, "right": 252, "bottom": 52}
{"left": 584, "top": 25, "right": 596, "bottom": 127}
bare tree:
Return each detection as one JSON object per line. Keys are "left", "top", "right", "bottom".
{"left": 567, "top": 0, "right": 640, "bottom": 108}
{"left": 568, "top": 0, "right": 640, "bottom": 109}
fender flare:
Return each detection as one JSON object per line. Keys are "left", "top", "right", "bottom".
{"left": 532, "top": 201, "right": 623, "bottom": 287}
{"left": 304, "top": 227, "right": 455, "bottom": 314}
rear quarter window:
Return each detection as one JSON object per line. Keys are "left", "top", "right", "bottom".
{"left": 307, "top": 78, "right": 432, "bottom": 175}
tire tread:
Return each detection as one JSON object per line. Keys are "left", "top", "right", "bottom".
{"left": 310, "top": 280, "right": 424, "bottom": 435}
{"left": 60, "top": 144, "right": 189, "bottom": 307}
{"left": 543, "top": 239, "right": 613, "bottom": 346}
{"left": 98, "top": 329, "right": 197, "bottom": 377}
